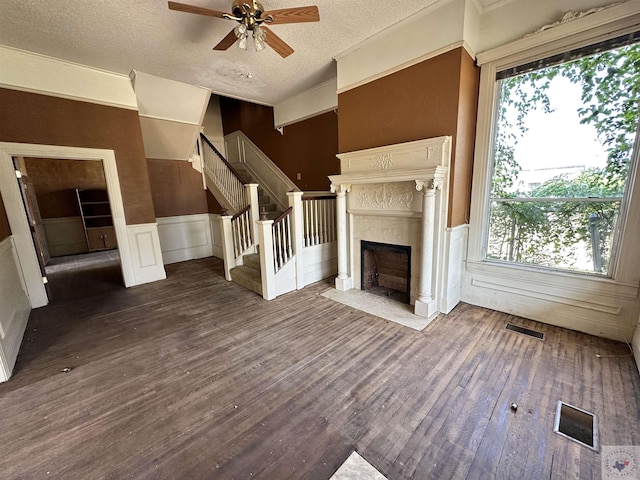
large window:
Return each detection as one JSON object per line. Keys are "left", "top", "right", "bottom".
{"left": 486, "top": 35, "right": 640, "bottom": 276}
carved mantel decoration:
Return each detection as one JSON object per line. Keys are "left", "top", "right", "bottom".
{"left": 358, "top": 183, "right": 414, "bottom": 209}
{"left": 329, "top": 136, "right": 452, "bottom": 319}
{"left": 375, "top": 153, "right": 394, "bottom": 170}
{"left": 415, "top": 178, "right": 442, "bottom": 192}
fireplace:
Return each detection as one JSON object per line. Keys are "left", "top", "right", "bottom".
{"left": 329, "top": 136, "right": 465, "bottom": 319}
{"left": 361, "top": 241, "right": 411, "bottom": 304}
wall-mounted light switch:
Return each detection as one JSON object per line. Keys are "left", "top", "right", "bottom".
{"left": 297, "top": 173, "right": 302, "bottom": 180}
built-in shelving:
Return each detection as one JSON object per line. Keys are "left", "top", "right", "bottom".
{"left": 76, "top": 188, "right": 117, "bottom": 251}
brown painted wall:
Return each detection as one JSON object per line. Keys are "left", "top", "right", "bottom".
{"left": 0, "top": 195, "right": 10, "bottom": 241}
{"left": 0, "top": 88, "right": 155, "bottom": 225}
{"left": 24, "top": 157, "right": 106, "bottom": 219}
{"left": 452, "top": 51, "right": 481, "bottom": 226}
{"left": 220, "top": 98, "right": 339, "bottom": 191}
{"left": 337, "top": 48, "right": 480, "bottom": 227}
{"left": 206, "top": 190, "right": 224, "bottom": 215}
{"left": 147, "top": 159, "right": 212, "bottom": 218}
{"left": 338, "top": 49, "right": 462, "bottom": 153}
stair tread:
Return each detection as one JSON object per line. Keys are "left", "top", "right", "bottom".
{"left": 243, "top": 253, "right": 261, "bottom": 270}
{"left": 230, "top": 265, "right": 262, "bottom": 296}
{"left": 231, "top": 264, "right": 261, "bottom": 276}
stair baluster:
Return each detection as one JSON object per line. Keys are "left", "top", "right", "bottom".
{"left": 231, "top": 205, "right": 252, "bottom": 258}
{"left": 200, "top": 133, "right": 246, "bottom": 213}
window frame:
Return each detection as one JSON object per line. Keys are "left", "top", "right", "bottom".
{"left": 467, "top": 4, "right": 640, "bottom": 288}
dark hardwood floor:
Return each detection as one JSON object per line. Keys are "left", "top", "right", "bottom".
{"left": 1, "top": 257, "right": 638, "bottom": 479}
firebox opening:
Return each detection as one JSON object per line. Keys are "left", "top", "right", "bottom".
{"left": 361, "top": 241, "right": 411, "bottom": 305}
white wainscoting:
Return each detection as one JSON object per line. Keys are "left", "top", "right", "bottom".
{"left": 440, "top": 225, "right": 468, "bottom": 314}
{"left": 0, "top": 237, "right": 31, "bottom": 382}
{"left": 126, "top": 223, "right": 166, "bottom": 285}
{"left": 42, "top": 216, "right": 88, "bottom": 257}
{"left": 275, "top": 258, "right": 298, "bottom": 297}
{"left": 157, "top": 214, "right": 214, "bottom": 265}
{"left": 301, "top": 242, "right": 338, "bottom": 287}
{"left": 209, "top": 214, "right": 223, "bottom": 259}
{"left": 462, "top": 261, "right": 639, "bottom": 343}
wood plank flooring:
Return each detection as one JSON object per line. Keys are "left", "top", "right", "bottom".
{"left": 0, "top": 256, "right": 639, "bottom": 479}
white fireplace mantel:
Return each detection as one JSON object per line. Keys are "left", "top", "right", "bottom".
{"left": 329, "top": 136, "right": 461, "bottom": 320}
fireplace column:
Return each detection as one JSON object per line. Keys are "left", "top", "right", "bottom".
{"left": 414, "top": 179, "right": 440, "bottom": 317}
{"left": 331, "top": 183, "right": 352, "bottom": 291}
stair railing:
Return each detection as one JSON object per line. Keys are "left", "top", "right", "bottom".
{"left": 256, "top": 191, "right": 338, "bottom": 300}
{"left": 224, "top": 130, "right": 300, "bottom": 211}
{"left": 271, "top": 207, "right": 293, "bottom": 272}
{"left": 257, "top": 191, "right": 303, "bottom": 300}
{"left": 302, "top": 195, "right": 337, "bottom": 247}
{"left": 220, "top": 183, "right": 260, "bottom": 281}
{"left": 231, "top": 205, "right": 253, "bottom": 258}
{"left": 200, "top": 133, "right": 246, "bottom": 212}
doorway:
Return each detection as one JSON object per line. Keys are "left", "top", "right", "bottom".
{"left": 0, "top": 143, "right": 136, "bottom": 308}
{"left": 14, "top": 156, "right": 124, "bottom": 302}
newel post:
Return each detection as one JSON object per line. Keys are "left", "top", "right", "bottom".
{"left": 331, "top": 183, "right": 352, "bottom": 291}
{"left": 246, "top": 183, "right": 260, "bottom": 248}
{"left": 287, "top": 191, "right": 305, "bottom": 289}
{"left": 220, "top": 215, "right": 235, "bottom": 281}
{"left": 257, "top": 220, "right": 276, "bottom": 300}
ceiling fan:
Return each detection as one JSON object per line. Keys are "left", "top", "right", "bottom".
{"left": 168, "top": 0, "right": 320, "bottom": 58}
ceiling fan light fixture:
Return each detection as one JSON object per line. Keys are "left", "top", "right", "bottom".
{"left": 234, "top": 23, "right": 247, "bottom": 37}
{"left": 253, "top": 24, "right": 266, "bottom": 51}
{"left": 169, "top": 1, "right": 320, "bottom": 58}
{"left": 234, "top": 23, "right": 248, "bottom": 50}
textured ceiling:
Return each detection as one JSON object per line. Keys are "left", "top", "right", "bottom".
{"left": 0, "top": 0, "right": 518, "bottom": 105}
{"left": 0, "top": 0, "right": 461, "bottom": 105}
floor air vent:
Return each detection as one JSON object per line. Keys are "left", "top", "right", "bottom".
{"left": 554, "top": 401, "right": 599, "bottom": 451}
{"left": 505, "top": 323, "right": 544, "bottom": 340}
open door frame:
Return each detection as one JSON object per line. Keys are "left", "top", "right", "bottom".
{"left": 0, "top": 143, "right": 136, "bottom": 308}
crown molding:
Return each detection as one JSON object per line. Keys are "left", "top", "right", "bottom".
{"left": 477, "top": 0, "right": 640, "bottom": 66}
{"left": 337, "top": 41, "right": 475, "bottom": 95}
{"left": 0, "top": 44, "right": 138, "bottom": 110}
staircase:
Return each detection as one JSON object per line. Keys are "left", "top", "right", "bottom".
{"left": 231, "top": 164, "right": 279, "bottom": 220}
{"left": 193, "top": 131, "right": 337, "bottom": 301}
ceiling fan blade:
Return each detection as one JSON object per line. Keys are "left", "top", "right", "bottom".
{"left": 213, "top": 29, "right": 238, "bottom": 50}
{"left": 168, "top": 1, "right": 228, "bottom": 19}
{"left": 262, "top": 5, "right": 319, "bottom": 24}
{"left": 262, "top": 26, "right": 294, "bottom": 58}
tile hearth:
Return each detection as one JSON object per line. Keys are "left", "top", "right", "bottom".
{"left": 321, "top": 288, "right": 438, "bottom": 331}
